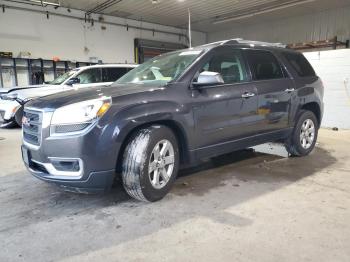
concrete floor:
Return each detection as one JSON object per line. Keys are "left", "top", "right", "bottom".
{"left": 0, "top": 128, "right": 349, "bottom": 262}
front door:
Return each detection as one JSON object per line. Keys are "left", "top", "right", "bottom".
{"left": 191, "top": 47, "right": 259, "bottom": 151}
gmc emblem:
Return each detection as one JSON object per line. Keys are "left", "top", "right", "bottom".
{"left": 22, "top": 116, "right": 31, "bottom": 127}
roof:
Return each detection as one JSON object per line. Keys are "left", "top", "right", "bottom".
{"left": 77, "top": 64, "right": 138, "bottom": 70}
{"left": 200, "top": 38, "right": 287, "bottom": 49}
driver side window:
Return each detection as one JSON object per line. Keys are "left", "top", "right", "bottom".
{"left": 76, "top": 68, "right": 102, "bottom": 84}
{"left": 199, "top": 48, "right": 248, "bottom": 84}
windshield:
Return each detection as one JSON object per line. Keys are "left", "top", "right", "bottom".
{"left": 116, "top": 50, "right": 203, "bottom": 85}
{"left": 49, "top": 69, "right": 78, "bottom": 85}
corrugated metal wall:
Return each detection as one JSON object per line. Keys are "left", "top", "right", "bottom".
{"left": 208, "top": 5, "right": 350, "bottom": 130}
{"left": 208, "top": 5, "right": 350, "bottom": 44}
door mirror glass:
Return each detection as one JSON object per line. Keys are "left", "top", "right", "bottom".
{"left": 192, "top": 71, "right": 224, "bottom": 87}
{"left": 66, "top": 77, "right": 80, "bottom": 86}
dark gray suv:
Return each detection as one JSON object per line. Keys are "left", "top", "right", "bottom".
{"left": 22, "top": 39, "right": 324, "bottom": 201}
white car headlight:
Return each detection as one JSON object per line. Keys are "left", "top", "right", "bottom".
{"left": 51, "top": 97, "right": 112, "bottom": 126}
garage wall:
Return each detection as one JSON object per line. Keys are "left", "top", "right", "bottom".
{"left": 304, "top": 49, "right": 350, "bottom": 129}
{"left": 208, "top": 5, "right": 350, "bottom": 44}
{"left": 0, "top": 6, "right": 206, "bottom": 64}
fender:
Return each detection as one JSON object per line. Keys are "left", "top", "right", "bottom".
{"left": 291, "top": 76, "right": 324, "bottom": 125}
{"left": 94, "top": 100, "right": 194, "bottom": 167}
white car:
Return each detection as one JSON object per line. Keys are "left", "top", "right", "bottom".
{"left": 0, "top": 64, "right": 137, "bottom": 127}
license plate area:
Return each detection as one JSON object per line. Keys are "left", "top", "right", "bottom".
{"left": 21, "top": 147, "right": 31, "bottom": 166}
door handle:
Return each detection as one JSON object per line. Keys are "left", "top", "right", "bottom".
{"left": 241, "top": 92, "right": 256, "bottom": 98}
{"left": 285, "top": 88, "right": 295, "bottom": 93}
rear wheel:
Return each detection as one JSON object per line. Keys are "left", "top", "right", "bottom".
{"left": 121, "top": 125, "right": 179, "bottom": 202}
{"left": 285, "top": 110, "right": 319, "bottom": 156}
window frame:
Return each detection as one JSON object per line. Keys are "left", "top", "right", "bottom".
{"left": 242, "top": 48, "right": 290, "bottom": 82}
{"left": 190, "top": 46, "right": 252, "bottom": 88}
{"left": 281, "top": 51, "right": 316, "bottom": 78}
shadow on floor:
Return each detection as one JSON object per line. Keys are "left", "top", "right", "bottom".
{"left": 0, "top": 145, "right": 338, "bottom": 261}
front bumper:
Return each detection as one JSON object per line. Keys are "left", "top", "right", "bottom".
{"left": 21, "top": 109, "right": 122, "bottom": 193}
{"left": 0, "top": 113, "right": 16, "bottom": 127}
{"left": 22, "top": 143, "right": 116, "bottom": 193}
{"left": 0, "top": 99, "right": 20, "bottom": 120}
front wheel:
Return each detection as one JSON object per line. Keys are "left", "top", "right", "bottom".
{"left": 121, "top": 125, "right": 179, "bottom": 202}
{"left": 285, "top": 110, "right": 319, "bottom": 157}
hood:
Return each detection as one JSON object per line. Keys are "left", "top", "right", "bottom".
{"left": 8, "top": 85, "right": 66, "bottom": 100}
{"left": 0, "top": 84, "right": 46, "bottom": 94}
{"left": 26, "top": 83, "right": 163, "bottom": 110}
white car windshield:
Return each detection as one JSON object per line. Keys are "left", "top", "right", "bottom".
{"left": 116, "top": 50, "right": 203, "bottom": 86}
{"left": 49, "top": 69, "right": 78, "bottom": 85}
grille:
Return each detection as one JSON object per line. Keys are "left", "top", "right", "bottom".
{"left": 23, "top": 109, "right": 42, "bottom": 146}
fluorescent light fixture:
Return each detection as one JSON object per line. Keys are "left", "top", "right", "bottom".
{"left": 29, "top": 0, "right": 60, "bottom": 7}
{"left": 213, "top": 0, "right": 315, "bottom": 24}
{"left": 4, "top": 0, "right": 60, "bottom": 7}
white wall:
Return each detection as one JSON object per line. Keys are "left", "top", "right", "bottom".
{"left": 208, "top": 5, "right": 350, "bottom": 44}
{"left": 0, "top": 5, "right": 206, "bottom": 64}
{"left": 304, "top": 49, "right": 350, "bottom": 129}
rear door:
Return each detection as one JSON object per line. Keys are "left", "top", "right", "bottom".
{"left": 192, "top": 46, "right": 259, "bottom": 149}
{"left": 244, "top": 49, "right": 294, "bottom": 133}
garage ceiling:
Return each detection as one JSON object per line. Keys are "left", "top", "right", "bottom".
{"left": 30, "top": 0, "right": 350, "bottom": 32}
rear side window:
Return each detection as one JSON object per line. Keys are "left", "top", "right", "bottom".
{"left": 246, "top": 50, "right": 284, "bottom": 80}
{"left": 102, "top": 67, "right": 128, "bottom": 82}
{"left": 283, "top": 52, "right": 316, "bottom": 77}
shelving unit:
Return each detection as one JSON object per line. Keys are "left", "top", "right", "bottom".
{"left": 0, "top": 58, "right": 16, "bottom": 88}
{"left": 288, "top": 36, "right": 350, "bottom": 51}
{"left": 0, "top": 58, "right": 97, "bottom": 88}
{"left": 15, "top": 58, "right": 30, "bottom": 86}
{"left": 43, "top": 60, "right": 55, "bottom": 83}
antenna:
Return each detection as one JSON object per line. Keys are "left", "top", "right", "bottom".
{"left": 188, "top": 8, "right": 192, "bottom": 48}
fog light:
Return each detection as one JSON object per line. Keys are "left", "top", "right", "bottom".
{"left": 50, "top": 159, "right": 80, "bottom": 172}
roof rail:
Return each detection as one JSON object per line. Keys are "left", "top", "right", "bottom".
{"left": 223, "top": 38, "right": 286, "bottom": 48}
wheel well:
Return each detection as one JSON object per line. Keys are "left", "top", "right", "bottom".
{"left": 115, "top": 120, "right": 189, "bottom": 173}
{"left": 301, "top": 102, "right": 321, "bottom": 126}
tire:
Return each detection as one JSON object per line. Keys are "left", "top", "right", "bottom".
{"left": 285, "top": 110, "right": 319, "bottom": 157}
{"left": 14, "top": 105, "right": 24, "bottom": 127}
{"left": 121, "top": 125, "right": 179, "bottom": 202}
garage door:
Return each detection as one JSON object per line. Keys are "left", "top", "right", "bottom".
{"left": 134, "top": 39, "right": 187, "bottom": 64}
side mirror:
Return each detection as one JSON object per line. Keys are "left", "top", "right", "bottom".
{"left": 1, "top": 93, "right": 18, "bottom": 101}
{"left": 192, "top": 71, "right": 224, "bottom": 88}
{"left": 66, "top": 77, "right": 80, "bottom": 86}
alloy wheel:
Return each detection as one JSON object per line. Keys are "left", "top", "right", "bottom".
{"left": 300, "top": 119, "right": 315, "bottom": 149}
{"left": 148, "top": 139, "right": 175, "bottom": 189}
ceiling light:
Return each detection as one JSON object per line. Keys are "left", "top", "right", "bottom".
{"left": 29, "top": 0, "right": 60, "bottom": 7}
{"left": 213, "top": 0, "right": 315, "bottom": 24}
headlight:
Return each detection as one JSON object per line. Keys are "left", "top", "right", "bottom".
{"left": 51, "top": 97, "right": 111, "bottom": 133}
